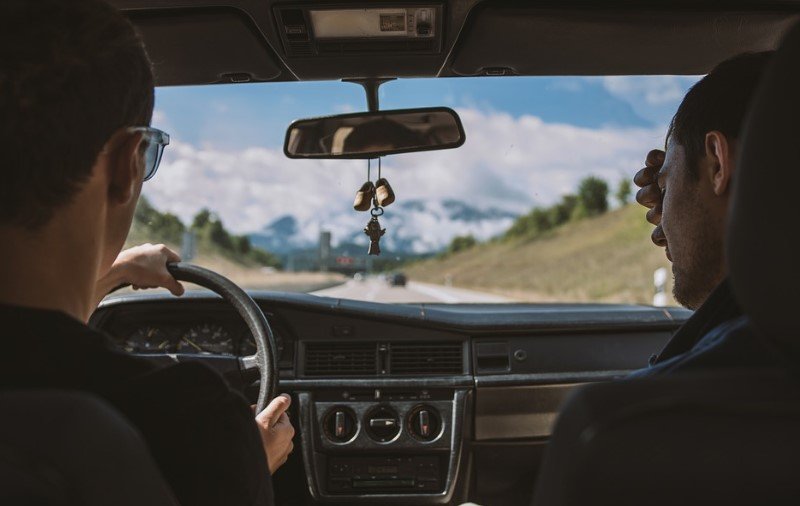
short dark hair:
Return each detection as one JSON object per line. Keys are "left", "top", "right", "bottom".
{"left": 0, "top": 0, "right": 154, "bottom": 229}
{"left": 667, "top": 51, "right": 773, "bottom": 178}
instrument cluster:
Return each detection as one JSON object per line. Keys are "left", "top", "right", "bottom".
{"left": 121, "top": 322, "right": 283, "bottom": 357}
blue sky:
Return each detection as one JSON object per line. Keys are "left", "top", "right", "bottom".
{"left": 145, "top": 75, "right": 700, "bottom": 236}
{"left": 154, "top": 76, "right": 697, "bottom": 151}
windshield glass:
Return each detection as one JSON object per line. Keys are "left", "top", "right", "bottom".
{"left": 128, "top": 76, "right": 700, "bottom": 305}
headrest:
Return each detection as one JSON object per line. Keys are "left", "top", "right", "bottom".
{"left": 728, "top": 21, "right": 800, "bottom": 349}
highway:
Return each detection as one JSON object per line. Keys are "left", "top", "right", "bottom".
{"left": 312, "top": 277, "right": 511, "bottom": 303}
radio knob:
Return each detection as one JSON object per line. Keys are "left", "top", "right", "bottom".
{"left": 323, "top": 407, "right": 357, "bottom": 443}
{"left": 408, "top": 405, "right": 441, "bottom": 442}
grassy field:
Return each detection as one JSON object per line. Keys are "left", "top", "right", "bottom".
{"left": 404, "top": 204, "right": 677, "bottom": 305}
{"left": 122, "top": 236, "right": 346, "bottom": 293}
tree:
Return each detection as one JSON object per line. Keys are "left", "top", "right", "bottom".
{"left": 207, "top": 218, "right": 233, "bottom": 250}
{"left": 448, "top": 235, "right": 477, "bottom": 254}
{"left": 575, "top": 176, "right": 609, "bottom": 217}
{"left": 616, "top": 178, "right": 632, "bottom": 206}
{"left": 191, "top": 209, "right": 212, "bottom": 230}
{"left": 549, "top": 194, "right": 578, "bottom": 226}
{"left": 133, "top": 196, "right": 185, "bottom": 244}
{"left": 234, "top": 235, "right": 252, "bottom": 256}
{"left": 505, "top": 207, "right": 554, "bottom": 239}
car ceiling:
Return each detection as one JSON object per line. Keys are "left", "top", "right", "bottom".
{"left": 110, "top": 0, "right": 800, "bottom": 86}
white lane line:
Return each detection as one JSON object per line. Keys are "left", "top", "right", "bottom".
{"left": 311, "top": 280, "right": 356, "bottom": 296}
{"left": 407, "top": 282, "right": 511, "bottom": 303}
{"left": 406, "top": 282, "right": 463, "bottom": 303}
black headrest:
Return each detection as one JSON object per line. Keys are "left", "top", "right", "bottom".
{"left": 728, "top": 22, "right": 800, "bottom": 350}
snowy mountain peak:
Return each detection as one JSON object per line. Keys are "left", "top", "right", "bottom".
{"left": 249, "top": 199, "right": 519, "bottom": 255}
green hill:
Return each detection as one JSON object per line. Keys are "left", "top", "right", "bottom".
{"left": 125, "top": 197, "right": 281, "bottom": 270}
{"left": 405, "top": 204, "right": 676, "bottom": 305}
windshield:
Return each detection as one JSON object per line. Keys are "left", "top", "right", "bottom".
{"left": 128, "top": 76, "right": 700, "bottom": 306}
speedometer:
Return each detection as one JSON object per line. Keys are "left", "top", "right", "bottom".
{"left": 178, "top": 323, "right": 234, "bottom": 355}
{"left": 124, "top": 326, "right": 171, "bottom": 353}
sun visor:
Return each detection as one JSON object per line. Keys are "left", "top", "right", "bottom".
{"left": 451, "top": 5, "right": 800, "bottom": 76}
{"left": 129, "top": 9, "right": 282, "bottom": 86}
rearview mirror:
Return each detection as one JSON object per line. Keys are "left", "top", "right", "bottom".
{"left": 284, "top": 107, "right": 465, "bottom": 159}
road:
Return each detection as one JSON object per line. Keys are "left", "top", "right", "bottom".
{"left": 312, "top": 277, "right": 511, "bottom": 303}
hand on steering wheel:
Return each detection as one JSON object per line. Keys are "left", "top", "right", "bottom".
{"left": 166, "top": 262, "right": 278, "bottom": 412}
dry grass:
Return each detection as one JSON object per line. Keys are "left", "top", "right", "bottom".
{"left": 405, "top": 204, "right": 677, "bottom": 305}
{"left": 122, "top": 239, "right": 346, "bottom": 293}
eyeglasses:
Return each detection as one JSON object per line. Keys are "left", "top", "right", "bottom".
{"left": 127, "top": 127, "right": 170, "bottom": 181}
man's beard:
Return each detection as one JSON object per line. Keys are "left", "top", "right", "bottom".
{"left": 672, "top": 221, "right": 725, "bottom": 310}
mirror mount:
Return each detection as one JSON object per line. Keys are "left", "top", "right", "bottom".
{"left": 342, "top": 78, "right": 396, "bottom": 112}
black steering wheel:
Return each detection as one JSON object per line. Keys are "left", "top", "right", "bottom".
{"left": 166, "top": 262, "right": 278, "bottom": 412}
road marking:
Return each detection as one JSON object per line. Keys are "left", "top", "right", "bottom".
{"left": 407, "top": 282, "right": 510, "bottom": 303}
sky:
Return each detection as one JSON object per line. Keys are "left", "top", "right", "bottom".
{"left": 143, "top": 75, "right": 700, "bottom": 235}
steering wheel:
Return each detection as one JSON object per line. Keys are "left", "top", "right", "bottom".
{"left": 166, "top": 262, "right": 278, "bottom": 412}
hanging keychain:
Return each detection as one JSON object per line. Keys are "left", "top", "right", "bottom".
{"left": 363, "top": 158, "right": 386, "bottom": 255}
{"left": 364, "top": 207, "right": 386, "bottom": 256}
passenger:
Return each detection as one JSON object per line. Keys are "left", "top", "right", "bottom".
{"left": 631, "top": 51, "right": 782, "bottom": 376}
{"left": 0, "top": 1, "right": 293, "bottom": 505}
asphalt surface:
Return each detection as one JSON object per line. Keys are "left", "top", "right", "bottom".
{"left": 312, "top": 277, "right": 511, "bottom": 303}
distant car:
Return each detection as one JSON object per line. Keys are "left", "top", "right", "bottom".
{"left": 388, "top": 272, "right": 407, "bottom": 286}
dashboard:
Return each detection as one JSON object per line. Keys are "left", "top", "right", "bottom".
{"left": 121, "top": 322, "right": 257, "bottom": 355}
{"left": 91, "top": 290, "right": 690, "bottom": 505}
{"left": 100, "top": 301, "right": 292, "bottom": 367}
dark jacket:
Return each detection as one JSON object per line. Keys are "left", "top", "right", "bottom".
{"left": 0, "top": 304, "right": 273, "bottom": 506}
{"left": 630, "top": 279, "right": 782, "bottom": 377}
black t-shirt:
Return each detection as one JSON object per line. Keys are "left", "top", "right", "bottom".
{"left": 0, "top": 303, "right": 273, "bottom": 506}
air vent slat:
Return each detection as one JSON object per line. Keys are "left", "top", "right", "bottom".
{"left": 390, "top": 343, "right": 463, "bottom": 375}
{"left": 304, "top": 343, "right": 377, "bottom": 376}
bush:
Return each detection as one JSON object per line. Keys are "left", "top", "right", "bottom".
{"left": 448, "top": 235, "right": 477, "bottom": 254}
{"left": 133, "top": 196, "right": 185, "bottom": 245}
{"left": 576, "top": 176, "right": 609, "bottom": 217}
{"left": 503, "top": 177, "right": 610, "bottom": 241}
{"left": 549, "top": 194, "right": 578, "bottom": 227}
{"left": 616, "top": 178, "right": 632, "bottom": 206}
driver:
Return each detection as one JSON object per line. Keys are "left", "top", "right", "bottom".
{"left": 0, "top": 1, "right": 294, "bottom": 505}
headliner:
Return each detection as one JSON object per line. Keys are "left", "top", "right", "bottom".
{"left": 109, "top": 0, "right": 800, "bottom": 86}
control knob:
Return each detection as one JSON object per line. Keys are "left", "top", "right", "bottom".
{"left": 323, "top": 407, "right": 357, "bottom": 443}
{"left": 408, "top": 405, "right": 441, "bottom": 442}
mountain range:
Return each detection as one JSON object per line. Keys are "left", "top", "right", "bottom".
{"left": 248, "top": 199, "right": 518, "bottom": 256}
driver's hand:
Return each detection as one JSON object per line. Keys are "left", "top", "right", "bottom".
{"left": 254, "top": 394, "right": 295, "bottom": 474}
{"left": 111, "top": 243, "right": 185, "bottom": 295}
{"left": 633, "top": 149, "right": 667, "bottom": 247}
{"left": 92, "top": 243, "right": 184, "bottom": 314}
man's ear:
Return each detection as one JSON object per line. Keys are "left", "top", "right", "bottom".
{"left": 703, "top": 131, "right": 736, "bottom": 196}
{"left": 106, "top": 131, "right": 144, "bottom": 206}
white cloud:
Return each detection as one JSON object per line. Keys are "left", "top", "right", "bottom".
{"left": 142, "top": 108, "right": 665, "bottom": 237}
{"left": 601, "top": 76, "right": 698, "bottom": 106}
{"left": 333, "top": 103, "right": 357, "bottom": 114}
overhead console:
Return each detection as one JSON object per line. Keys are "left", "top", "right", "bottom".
{"left": 276, "top": 5, "right": 442, "bottom": 57}
{"left": 273, "top": 3, "right": 447, "bottom": 79}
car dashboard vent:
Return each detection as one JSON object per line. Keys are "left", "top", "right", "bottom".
{"left": 303, "top": 342, "right": 465, "bottom": 376}
{"left": 304, "top": 342, "right": 377, "bottom": 376}
{"left": 390, "top": 342, "right": 464, "bottom": 375}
